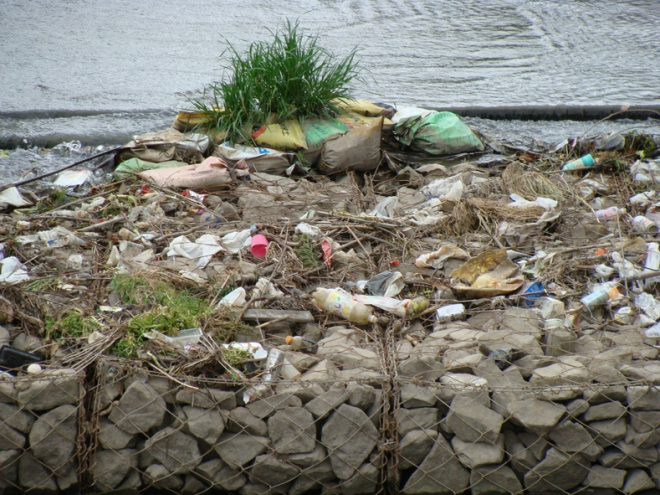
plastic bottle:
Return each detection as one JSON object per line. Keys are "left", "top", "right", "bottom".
{"left": 562, "top": 154, "right": 597, "bottom": 171}
{"left": 595, "top": 207, "right": 626, "bottom": 220}
{"left": 313, "top": 288, "right": 377, "bottom": 324}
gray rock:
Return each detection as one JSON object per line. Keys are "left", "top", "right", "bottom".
{"left": 340, "top": 462, "right": 378, "bottom": 495}
{"left": 616, "top": 440, "right": 659, "bottom": 465}
{"left": 17, "top": 370, "right": 80, "bottom": 411}
{"left": 182, "top": 474, "right": 207, "bottom": 494}
{"left": 108, "top": 380, "right": 166, "bottom": 434}
{"left": 626, "top": 385, "right": 660, "bottom": 410}
{"left": 215, "top": 433, "right": 269, "bottom": 468}
{"left": 401, "top": 383, "right": 437, "bottom": 408}
{"left": 398, "top": 430, "right": 437, "bottom": 470}
{"left": 623, "top": 468, "right": 655, "bottom": 494}
{"left": 0, "top": 402, "right": 34, "bottom": 432}
{"left": 183, "top": 405, "right": 225, "bottom": 444}
{"left": 268, "top": 407, "right": 316, "bottom": 454}
{"left": 289, "top": 444, "right": 328, "bottom": 468}
{"left": 145, "top": 427, "right": 202, "bottom": 474}
{"left": 116, "top": 465, "right": 139, "bottom": 490}
{"left": 584, "top": 464, "right": 626, "bottom": 489}
{"left": 447, "top": 395, "right": 503, "bottom": 445}
{"left": 29, "top": 404, "right": 77, "bottom": 472}
{"left": 0, "top": 449, "right": 20, "bottom": 489}
{"left": 176, "top": 388, "right": 236, "bottom": 409}
{"left": 99, "top": 417, "right": 136, "bottom": 450}
{"left": 92, "top": 449, "right": 137, "bottom": 491}
{"left": 196, "top": 458, "right": 246, "bottom": 492}
{"left": 0, "top": 381, "right": 17, "bottom": 403}
{"left": 0, "top": 421, "right": 24, "bottom": 450}
{"left": 144, "top": 464, "right": 184, "bottom": 491}
{"left": 247, "top": 392, "right": 303, "bottom": 418}
{"left": 547, "top": 421, "right": 603, "bottom": 461}
{"left": 524, "top": 448, "right": 590, "bottom": 492}
{"left": 470, "top": 465, "right": 523, "bottom": 495}
{"left": 275, "top": 383, "right": 324, "bottom": 404}
{"left": 137, "top": 439, "right": 157, "bottom": 469}
{"left": 504, "top": 430, "right": 537, "bottom": 475}
{"left": 398, "top": 355, "right": 445, "bottom": 381}
{"left": 348, "top": 384, "right": 376, "bottom": 410}
{"left": 518, "top": 432, "right": 549, "bottom": 461}
{"left": 507, "top": 398, "right": 565, "bottom": 435}
{"left": 305, "top": 383, "right": 351, "bottom": 419}
{"left": 583, "top": 401, "right": 627, "bottom": 422}
{"left": 250, "top": 454, "right": 300, "bottom": 487}
{"left": 322, "top": 404, "right": 378, "bottom": 480}
{"left": 300, "top": 359, "right": 338, "bottom": 388}
{"left": 228, "top": 407, "right": 268, "bottom": 436}
{"left": 289, "top": 460, "right": 335, "bottom": 495}
{"left": 0, "top": 325, "right": 9, "bottom": 344}
{"left": 366, "top": 389, "right": 382, "bottom": 428}
{"left": 19, "top": 451, "right": 58, "bottom": 492}
{"left": 147, "top": 376, "right": 175, "bottom": 404}
{"left": 567, "top": 398, "right": 590, "bottom": 419}
{"left": 451, "top": 434, "right": 504, "bottom": 469}
{"left": 529, "top": 359, "right": 590, "bottom": 400}
{"left": 402, "top": 433, "right": 469, "bottom": 494}
{"left": 286, "top": 350, "right": 320, "bottom": 371}
{"left": 632, "top": 429, "right": 660, "bottom": 448}
{"left": 651, "top": 462, "right": 660, "bottom": 489}
{"left": 585, "top": 384, "right": 627, "bottom": 404}
{"left": 394, "top": 408, "right": 439, "bottom": 437}
{"left": 629, "top": 410, "right": 660, "bottom": 433}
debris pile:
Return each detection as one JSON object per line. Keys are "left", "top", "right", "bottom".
{"left": 1, "top": 103, "right": 660, "bottom": 493}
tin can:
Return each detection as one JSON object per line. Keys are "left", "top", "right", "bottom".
{"left": 633, "top": 215, "right": 659, "bottom": 233}
{"left": 595, "top": 207, "right": 626, "bottom": 220}
{"left": 562, "top": 154, "right": 596, "bottom": 171}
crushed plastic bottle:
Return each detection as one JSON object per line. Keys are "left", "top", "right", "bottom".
{"left": 313, "top": 288, "right": 377, "bottom": 324}
{"left": 354, "top": 294, "right": 429, "bottom": 318}
{"left": 595, "top": 207, "right": 626, "bottom": 220}
{"left": 580, "top": 283, "right": 620, "bottom": 311}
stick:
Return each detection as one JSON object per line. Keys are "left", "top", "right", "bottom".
{"left": 0, "top": 146, "right": 122, "bottom": 191}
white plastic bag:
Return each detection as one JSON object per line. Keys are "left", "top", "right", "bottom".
{"left": 0, "top": 257, "right": 29, "bottom": 284}
{"left": 166, "top": 234, "right": 223, "bottom": 268}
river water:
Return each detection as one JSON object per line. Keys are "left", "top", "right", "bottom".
{"left": 1, "top": 0, "right": 660, "bottom": 181}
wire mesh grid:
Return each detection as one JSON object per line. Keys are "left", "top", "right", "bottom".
{"left": 0, "top": 370, "right": 86, "bottom": 493}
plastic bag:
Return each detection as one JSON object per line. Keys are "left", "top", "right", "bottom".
{"left": 394, "top": 111, "right": 484, "bottom": 155}
{"left": 166, "top": 234, "right": 224, "bottom": 268}
{"left": 0, "top": 257, "right": 29, "bottom": 284}
{"left": 252, "top": 119, "right": 308, "bottom": 151}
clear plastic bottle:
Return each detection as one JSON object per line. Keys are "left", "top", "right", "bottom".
{"left": 313, "top": 288, "right": 376, "bottom": 324}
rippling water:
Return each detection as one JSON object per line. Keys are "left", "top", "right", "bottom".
{"left": 1, "top": 0, "right": 659, "bottom": 179}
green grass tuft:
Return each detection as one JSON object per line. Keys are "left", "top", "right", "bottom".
{"left": 46, "top": 310, "right": 101, "bottom": 342}
{"left": 188, "top": 20, "right": 361, "bottom": 144}
{"left": 109, "top": 274, "right": 212, "bottom": 358}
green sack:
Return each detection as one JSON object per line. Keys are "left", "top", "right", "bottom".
{"left": 302, "top": 117, "right": 349, "bottom": 150}
{"left": 113, "top": 157, "right": 186, "bottom": 181}
{"left": 394, "top": 111, "right": 484, "bottom": 155}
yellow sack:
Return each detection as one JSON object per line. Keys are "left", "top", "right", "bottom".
{"left": 336, "top": 111, "right": 394, "bottom": 133}
{"left": 252, "top": 120, "right": 307, "bottom": 151}
{"left": 334, "top": 99, "right": 392, "bottom": 117}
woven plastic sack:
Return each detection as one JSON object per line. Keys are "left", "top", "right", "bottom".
{"left": 394, "top": 110, "right": 484, "bottom": 155}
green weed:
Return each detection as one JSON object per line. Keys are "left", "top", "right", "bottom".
{"left": 109, "top": 273, "right": 212, "bottom": 357}
{"left": 45, "top": 310, "right": 101, "bottom": 341}
{"left": 189, "top": 20, "right": 361, "bottom": 144}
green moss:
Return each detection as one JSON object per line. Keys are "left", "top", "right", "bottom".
{"left": 293, "top": 233, "right": 321, "bottom": 268}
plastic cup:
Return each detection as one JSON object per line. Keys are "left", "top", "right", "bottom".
{"left": 250, "top": 234, "right": 269, "bottom": 257}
